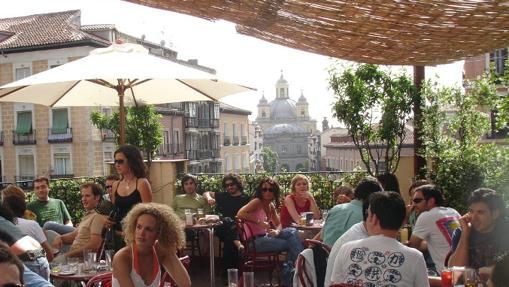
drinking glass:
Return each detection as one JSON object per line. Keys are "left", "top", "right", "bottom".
{"left": 228, "top": 268, "right": 238, "bottom": 287}
{"left": 243, "top": 271, "right": 254, "bottom": 287}
{"left": 464, "top": 267, "right": 477, "bottom": 287}
{"left": 68, "top": 257, "right": 79, "bottom": 272}
{"left": 105, "top": 250, "right": 114, "bottom": 270}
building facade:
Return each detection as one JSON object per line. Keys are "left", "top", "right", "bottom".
{"left": 220, "top": 103, "right": 251, "bottom": 174}
{"left": 255, "top": 73, "right": 317, "bottom": 171}
{"left": 0, "top": 10, "right": 216, "bottom": 183}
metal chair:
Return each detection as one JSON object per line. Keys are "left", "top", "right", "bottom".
{"left": 86, "top": 271, "right": 113, "bottom": 287}
{"left": 159, "top": 255, "right": 191, "bottom": 287}
{"left": 235, "top": 218, "right": 282, "bottom": 286}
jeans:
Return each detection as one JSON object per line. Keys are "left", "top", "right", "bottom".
{"left": 24, "top": 256, "right": 50, "bottom": 281}
{"left": 254, "top": 227, "right": 303, "bottom": 286}
{"left": 23, "top": 264, "right": 54, "bottom": 287}
{"left": 43, "top": 221, "right": 75, "bottom": 235}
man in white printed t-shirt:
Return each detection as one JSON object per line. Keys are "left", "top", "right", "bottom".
{"left": 331, "top": 191, "right": 429, "bottom": 287}
{"left": 324, "top": 200, "right": 370, "bottom": 287}
{"left": 409, "top": 184, "right": 460, "bottom": 274}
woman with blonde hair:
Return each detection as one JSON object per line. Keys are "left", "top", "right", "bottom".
{"left": 279, "top": 174, "right": 321, "bottom": 228}
{"left": 112, "top": 203, "right": 190, "bottom": 287}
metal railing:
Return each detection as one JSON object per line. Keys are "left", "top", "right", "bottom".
{"left": 223, "top": 136, "right": 231, "bottom": 146}
{"left": 241, "top": 136, "right": 248, "bottom": 145}
{"left": 156, "top": 143, "right": 183, "bottom": 156}
{"left": 101, "top": 129, "right": 115, "bottom": 142}
{"left": 48, "top": 128, "right": 73, "bottom": 143}
{"left": 232, "top": 136, "right": 240, "bottom": 146}
{"left": 12, "top": 130, "right": 36, "bottom": 145}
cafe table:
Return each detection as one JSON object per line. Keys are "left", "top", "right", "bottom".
{"left": 184, "top": 221, "right": 222, "bottom": 287}
{"left": 291, "top": 221, "right": 324, "bottom": 231}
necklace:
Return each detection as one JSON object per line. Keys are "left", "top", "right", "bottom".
{"left": 124, "top": 177, "right": 135, "bottom": 189}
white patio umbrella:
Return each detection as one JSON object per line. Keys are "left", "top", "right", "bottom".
{"left": 0, "top": 42, "right": 254, "bottom": 144}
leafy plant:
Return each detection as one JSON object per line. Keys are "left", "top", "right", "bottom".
{"left": 329, "top": 63, "right": 416, "bottom": 176}
{"left": 260, "top": 147, "right": 279, "bottom": 173}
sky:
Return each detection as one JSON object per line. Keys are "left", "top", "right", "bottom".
{"left": 0, "top": 0, "right": 465, "bottom": 129}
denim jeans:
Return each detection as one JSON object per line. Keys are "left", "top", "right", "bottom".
{"left": 254, "top": 227, "right": 303, "bottom": 286}
{"left": 43, "top": 221, "right": 75, "bottom": 235}
{"left": 23, "top": 264, "right": 54, "bottom": 287}
{"left": 24, "top": 256, "right": 50, "bottom": 281}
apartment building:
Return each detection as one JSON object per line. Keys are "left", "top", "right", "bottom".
{"left": 220, "top": 103, "right": 251, "bottom": 174}
{"left": 0, "top": 10, "right": 215, "bottom": 184}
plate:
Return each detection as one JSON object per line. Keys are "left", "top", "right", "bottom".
{"left": 58, "top": 271, "right": 76, "bottom": 276}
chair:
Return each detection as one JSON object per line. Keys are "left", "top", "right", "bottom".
{"left": 235, "top": 218, "right": 282, "bottom": 286}
{"left": 295, "top": 239, "right": 331, "bottom": 287}
{"left": 86, "top": 271, "right": 113, "bottom": 287}
{"left": 329, "top": 284, "right": 361, "bottom": 287}
{"left": 159, "top": 255, "right": 191, "bottom": 287}
{"left": 96, "top": 239, "right": 106, "bottom": 262}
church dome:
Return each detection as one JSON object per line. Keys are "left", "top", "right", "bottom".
{"left": 276, "top": 75, "right": 288, "bottom": 85}
{"left": 265, "top": 123, "right": 306, "bottom": 135}
{"left": 269, "top": 98, "right": 297, "bottom": 119}
{"left": 258, "top": 94, "right": 268, "bottom": 105}
{"left": 298, "top": 92, "right": 307, "bottom": 103}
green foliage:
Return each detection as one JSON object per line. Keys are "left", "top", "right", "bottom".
{"left": 174, "top": 172, "right": 365, "bottom": 211}
{"left": 26, "top": 177, "right": 105, "bottom": 223}
{"left": 421, "top": 78, "right": 509, "bottom": 212}
{"left": 90, "top": 105, "right": 163, "bottom": 166}
{"left": 261, "top": 147, "right": 279, "bottom": 172}
{"left": 329, "top": 63, "right": 416, "bottom": 176}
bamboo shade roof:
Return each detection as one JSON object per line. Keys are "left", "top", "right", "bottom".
{"left": 124, "top": 0, "right": 509, "bottom": 65}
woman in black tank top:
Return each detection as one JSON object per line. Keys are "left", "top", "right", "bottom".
{"left": 105, "top": 145, "right": 152, "bottom": 250}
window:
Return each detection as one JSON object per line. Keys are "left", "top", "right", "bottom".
{"left": 232, "top": 123, "right": 236, "bottom": 138}
{"left": 281, "top": 145, "right": 287, "bottom": 153}
{"left": 53, "top": 153, "right": 71, "bottom": 175}
{"left": 261, "top": 111, "right": 266, "bottom": 117}
{"left": 18, "top": 155, "right": 35, "bottom": 178}
{"left": 297, "top": 144, "right": 302, "bottom": 154}
{"left": 280, "top": 88, "right": 285, "bottom": 96}
{"left": 103, "top": 151, "right": 113, "bottom": 175}
{"left": 223, "top": 123, "right": 228, "bottom": 136}
{"left": 16, "top": 111, "right": 32, "bottom": 134}
{"left": 213, "top": 104, "right": 220, "bottom": 119}
{"left": 15, "top": 67, "right": 30, "bottom": 80}
{"left": 188, "top": 103, "right": 196, "bottom": 117}
{"left": 301, "top": 110, "right": 305, "bottom": 116}
{"left": 490, "top": 48, "right": 508, "bottom": 75}
{"left": 173, "top": 130, "right": 180, "bottom": 153}
{"left": 241, "top": 124, "right": 244, "bottom": 137}
{"left": 51, "top": 108, "right": 69, "bottom": 134}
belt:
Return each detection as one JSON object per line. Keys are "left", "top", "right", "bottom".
{"left": 18, "top": 248, "right": 46, "bottom": 262}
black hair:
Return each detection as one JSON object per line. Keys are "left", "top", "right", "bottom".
{"left": 491, "top": 253, "right": 509, "bottom": 287}
{"left": 2, "top": 196, "right": 25, "bottom": 218}
{"left": 354, "top": 176, "right": 383, "bottom": 201}
{"left": 254, "top": 177, "right": 281, "bottom": 207}
{"left": 468, "top": 188, "right": 506, "bottom": 221}
{"left": 0, "top": 241, "right": 23, "bottom": 284}
{"left": 222, "top": 173, "right": 244, "bottom": 191}
{"left": 408, "top": 179, "right": 430, "bottom": 197}
{"left": 368, "top": 191, "right": 406, "bottom": 230}
{"left": 376, "top": 173, "right": 400, "bottom": 194}
{"left": 106, "top": 174, "right": 120, "bottom": 181}
{"left": 114, "top": 144, "right": 147, "bottom": 178}
{"left": 415, "top": 184, "right": 444, "bottom": 206}
{"left": 180, "top": 174, "right": 198, "bottom": 192}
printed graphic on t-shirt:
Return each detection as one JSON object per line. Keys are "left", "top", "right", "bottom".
{"left": 345, "top": 247, "right": 406, "bottom": 286}
{"left": 435, "top": 216, "right": 460, "bottom": 245}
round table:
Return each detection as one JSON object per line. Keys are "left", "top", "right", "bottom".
{"left": 50, "top": 269, "right": 110, "bottom": 283}
{"left": 291, "top": 222, "right": 324, "bottom": 231}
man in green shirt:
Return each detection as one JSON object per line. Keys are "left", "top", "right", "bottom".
{"left": 27, "top": 176, "right": 74, "bottom": 235}
{"left": 172, "top": 174, "right": 210, "bottom": 220}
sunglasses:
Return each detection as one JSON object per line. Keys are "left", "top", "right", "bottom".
{"left": 412, "top": 198, "right": 425, "bottom": 204}
{"left": 114, "top": 159, "right": 125, "bottom": 165}
{"left": 105, "top": 185, "right": 112, "bottom": 189}
{"left": 225, "top": 182, "right": 236, "bottom": 187}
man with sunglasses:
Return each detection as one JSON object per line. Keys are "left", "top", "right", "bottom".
{"left": 203, "top": 173, "right": 250, "bottom": 277}
{"left": 103, "top": 174, "right": 120, "bottom": 201}
{"left": 408, "top": 184, "right": 460, "bottom": 275}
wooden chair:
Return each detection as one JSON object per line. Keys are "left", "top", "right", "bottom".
{"left": 159, "top": 255, "right": 191, "bottom": 287}
{"left": 235, "top": 218, "right": 282, "bottom": 286}
{"left": 86, "top": 271, "right": 113, "bottom": 287}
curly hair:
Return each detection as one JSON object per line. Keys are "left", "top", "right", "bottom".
{"left": 122, "top": 203, "right": 185, "bottom": 249}
{"left": 253, "top": 177, "right": 281, "bottom": 207}
{"left": 290, "top": 174, "right": 311, "bottom": 194}
{"left": 221, "top": 173, "right": 244, "bottom": 191}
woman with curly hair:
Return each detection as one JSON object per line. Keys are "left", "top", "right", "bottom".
{"left": 237, "top": 177, "right": 303, "bottom": 286}
{"left": 112, "top": 203, "right": 190, "bottom": 287}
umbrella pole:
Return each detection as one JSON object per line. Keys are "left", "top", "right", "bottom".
{"left": 118, "top": 86, "right": 126, "bottom": 145}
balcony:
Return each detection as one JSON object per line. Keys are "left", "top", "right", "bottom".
{"left": 199, "top": 150, "right": 213, "bottom": 158}
{"left": 233, "top": 136, "right": 240, "bottom": 146}
{"left": 156, "top": 143, "right": 183, "bottom": 157}
{"left": 101, "top": 129, "right": 115, "bottom": 142}
{"left": 198, "top": 118, "right": 219, "bottom": 128}
{"left": 186, "top": 149, "right": 199, "bottom": 161}
{"left": 241, "top": 136, "right": 248, "bottom": 145}
{"left": 12, "top": 130, "right": 36, "bottom": 145}
{"left": 48, "top": 128, "right": 73, "bottom": 143}
{"left": 223, "top": 136, "right": 231, "bottom": 146}
{"left": 185, "top": 117, "right": 199, "bottom": 128}
{"left": 50, "top": 173, "right": 74, "bottom": 179}
{"left": 15, "top": 175, "right": 35, "bottom": 189}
